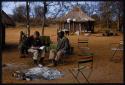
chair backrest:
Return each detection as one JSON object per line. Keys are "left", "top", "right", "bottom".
{"left": 40, "top": 36, "right": 51, "bottom": 46}
{"left": 78, "top": 38, "right": 88, "bottom": 43}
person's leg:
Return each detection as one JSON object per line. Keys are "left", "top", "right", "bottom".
{"left": 28, "top": 48, "right": 39, "bottom": 65}
{"left": 49, "top": 49, "right": 56, "bottom": 60}
{"left": 18, "top": 43, "right": 26, "bottom": 58}
{"left": 54, "top": 50, "right": 65, "bottom": 66}
{"left": 55, "top": 50, "right": 64, "bottom": 61}
{"left": 47, "top": 49, "right": 56, "bottom": 66}
{"left": 39, "top": 48, "right": 46, "bottom": 65}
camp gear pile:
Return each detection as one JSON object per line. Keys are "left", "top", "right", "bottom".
{"left": 12, "top": 65, "right": 64, "bottom": 80}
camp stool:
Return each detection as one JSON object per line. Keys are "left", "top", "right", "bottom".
{"left": 57, "top": 46, "right": 74, "bottom": 65}
{"left": 69, "top": 55, "right": 93, "bottom": 83}
{"left": 57, "top": 53, "right": 69, "bottom": 65}
{"left": 58, "top": 47, "right": 74, "bottom": 65}
{"left": 78, "top": 38, "right": 89, "bottom": 48}
{"left": 110, "top": 42, "right": 123, "bottom": 61}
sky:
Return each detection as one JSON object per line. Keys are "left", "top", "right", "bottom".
{"left": 2, "top": 1, "right": 99, "bottom": 17}
{"left": 2, "top": 2, "right": 26, "bottom": 15}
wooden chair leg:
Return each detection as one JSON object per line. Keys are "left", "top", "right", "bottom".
{"left": 69, "top": 69, "right": 80, "bottom": 83}
{"left": 79, "top": 70, "right": 89, "bottom": 83}
{"left": 69, "top": 68, "right": 90, "bottom": 83}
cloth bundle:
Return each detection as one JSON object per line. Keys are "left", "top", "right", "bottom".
{"left": 12, "top": 65, "right": 64, "bottom": 81}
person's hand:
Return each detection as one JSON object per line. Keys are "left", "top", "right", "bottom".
{"left": 31, "top": 46, "right": 34, "bottom": 49}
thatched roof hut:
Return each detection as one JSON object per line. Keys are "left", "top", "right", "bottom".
{"left": 58, "top": 7, "right": 95, "bottom": 22}
{"left": 57, "top": 7, "right": 95, "bottom": 33}
{"left": 1, "top": 10, "right": 16, "bottom": 48}
{"left": 2, "top": 10, "right": 16, "bottom": 26}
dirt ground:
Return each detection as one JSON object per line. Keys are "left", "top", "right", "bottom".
{"left": 2, "top": 25, "right": 123, "bottom": 83}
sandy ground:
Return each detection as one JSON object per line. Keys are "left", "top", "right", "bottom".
{"left": 2, "top": 25, "right": 123, "bottom": 83}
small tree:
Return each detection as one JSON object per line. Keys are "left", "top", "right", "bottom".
{"left": 13, "top": 5, "right": 28, "bottom": 22}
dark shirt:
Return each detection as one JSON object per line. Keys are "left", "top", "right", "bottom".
{"left": 30, "top": 36, "right": 43, "bottom": 47}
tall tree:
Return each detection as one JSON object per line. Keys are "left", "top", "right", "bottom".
{"left": 41, "top": 1, "right": 47, "bottom": 35}
{"left": 99, "top": 1, "right": 113, "bottom": 29}
{"left": 34, "top": 5, "right": 44, "bottom": 18}
{"left": 26, "top": 1, "right": 30, "bottom": 36}
{"left": 13, "top": 5, "right": 27, "bottom": 22}
{"left": 99, "top": 1, "right": 123, "bottom": 31}
{"left": 33, "top": 5, "right": 44, "bottom": 25}
{"left": 112, "top": 1, "right": 123, "bottom": 31}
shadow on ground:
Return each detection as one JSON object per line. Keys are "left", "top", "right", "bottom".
{"left": 3, "top": 43, "right": 18, "bottom": 51}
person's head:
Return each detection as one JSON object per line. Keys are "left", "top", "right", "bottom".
{"left": 20, "top": 31, "right": 24, "bottom": 35}
{"left": 33, "top": 31, "right": 40, "bottom": 39}
{"left": 58, "top": 31, "right": 64, "bottom": 39}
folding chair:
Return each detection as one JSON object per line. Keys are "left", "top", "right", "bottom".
{"left": 19, "top": 31, "right": 30, "bottom": 57}
{"left": 110, "top": 40, "right": 123, "bottom": 61}
{"left": 69, "top": 53, "right": 94, "bottom": 83}
{"left": 78, "top": 37, "right": 89, "bottom": 48}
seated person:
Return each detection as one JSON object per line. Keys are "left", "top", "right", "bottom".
{"left": 47, "top": 31, "right": 70, "bottom": 67}
{"left": 18, "top": 31, "right": 30, "bottom": 58}
{"left": 19, "top": 31, "right": 45, "bottom": 65}
{"left": 28, "top": 31, "right": 46, "bottom": 65}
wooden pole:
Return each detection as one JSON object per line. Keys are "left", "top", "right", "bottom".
{"left": 41, "top": 1, "right": 47, "bottom": 36}
{"left": 79, "top": 23, "right": 81, "bottom": 33}
{"left": 26, "top": 0, "right": 30, "bottom": 37}
{"left": 73, "top": 21, "right": 75, "bottom": 33}
{"left": 81, "top": 23, "right": 82, "bottom": 33}
{"left": 59, "top": 22, "right": 61, "bottom": 30}
{"left": 100, "top": 14, "right": 101, "bottom": 31}
{"left": 69, "top": 22, "right": 70, "bottom": 33}
{"left": 123, "top": 2, "right": 125, "bottom": 81}
{"left": 58, "top": 22, "right": 60, "bottom": 31}
{"left": 0, "top": 1, "right": 2, "bottom": 82}
{"left": 0, "top": 2, "right": 2, "bottom": 44}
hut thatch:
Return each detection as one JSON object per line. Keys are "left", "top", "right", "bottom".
{"left": 2, "top": 10, "right": 16, "bottom": 26}
{"left": 57, "top": 7, "right": 95, "bottom": 33}
{"left": 1, "top": 10, "right": 16, "bottom": 48}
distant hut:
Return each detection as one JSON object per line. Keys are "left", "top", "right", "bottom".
{"left": 56, "top": 7, "right": 95, "bottom": 33}
{"left": 1, "top": 10, "right": 16, "bottom": 48}
{"left": 2, "top": 10, "right": 16, "bottom": 27}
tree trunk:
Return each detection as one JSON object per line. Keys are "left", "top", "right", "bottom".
{"left": 0, "top": 1, "right": 3, "bottom": 61}
{"left": 42, "top": 14, "right": 45, "bottom": 36}
{"left": 73, "top": 22, "right": 75, "bottom": 33}
{"left": 107, "top": 18, "right": 111, "bottom": 30}
{"left": 99, "top": 15, "right": 102, "bottom": 32}
{"left": 26, "top": 1, "right": 30, "bottom": 37}
{"left": 41, "top": 1, "right": 47, "bottom": 36}
{"left": 117, "top": 14, "right": 120, "bottom": 31}
{"left": 0, "top": 2, "right": 5, "bottom": 49}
